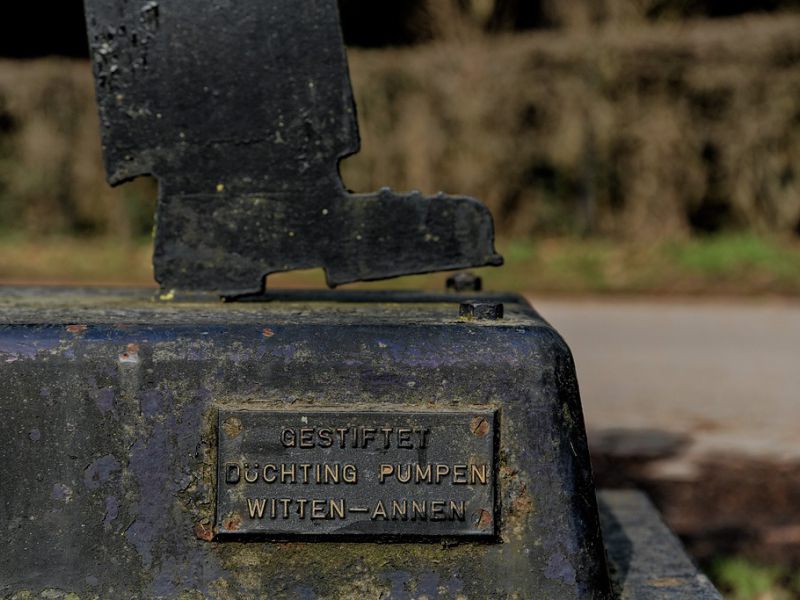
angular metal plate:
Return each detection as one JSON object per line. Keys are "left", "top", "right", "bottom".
{"left": 83, "top": 0, "right": 503, "bottom": 295}
{"left": 216, "top": 408, "right": 496, "bottom": 539}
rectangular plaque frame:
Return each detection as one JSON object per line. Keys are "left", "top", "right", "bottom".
{"left": 215, "top": 408, "right": 497, "bottom": 539}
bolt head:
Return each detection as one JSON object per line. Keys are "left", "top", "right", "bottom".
{"left": 459, "top": 301, "right": 503, "bottom": 321}
{"left": 446, "top": 271, "right": 483, "bottom": 292}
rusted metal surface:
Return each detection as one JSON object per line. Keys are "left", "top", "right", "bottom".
{"left": 83, "top": 0, "right": 502, "bottom": 297}
{"left": 0, "top": 289, "right": 611, "bottom": 598}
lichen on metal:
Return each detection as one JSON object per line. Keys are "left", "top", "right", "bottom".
{"left": 1, "top": 291, "right": 611, "bottom": 598}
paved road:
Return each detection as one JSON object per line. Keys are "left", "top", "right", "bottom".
{"left": 532, "top": 298, "right": 800, "bottom": 464}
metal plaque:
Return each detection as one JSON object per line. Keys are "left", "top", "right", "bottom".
{"left": 216, "top": 408, "right": 496, "bottom": 538}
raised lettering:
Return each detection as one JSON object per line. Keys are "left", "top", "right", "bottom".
{"left": 362, "top": 427, "right": 377, "bottom": 448}
{"left": 450, "top": 500, "right": 466, "bottom": 521}
{"left": 416, "top": 428, "right": 430, "bottom": 449}
{"left": 317, "top": 428, "right": 333, "bottom": 448}
{"left": 299, "top": 428, "right": 314, "bottom": 448}
{"left": 247, "top": 498, "right": 266, "bottom": 519}
{"left": 470, "top": 464, "right": 488, "bottom": 485}
{"left": 281, "top": 463, "right": 296, "bottom": 484}
{"left": 311, "top": 499, "right": 327, "bottom": 519}
{"left": 372, "top": 500, "right": 388, "bottom": 520}
{"left": 412, "top": 500, "right": 427, "bottom": 521}
{"left": 244, "top": 463, "right": 259, "bottom": 483}
{"left": 281, "top": 428, "right": 296, "bottom": 448}
{"left": 415, "top": 464, "right": 432, "bottom": 483}
{"left": 381, "top": 427, "right": 393, "bottom": 448}
{"left": 323, "top": 463, "right": 340, "bottom": 484}
{"left": 397, "top": 464, "right": 412, "bottom": 483}
{"left": 225, "top": 463, "right": 240, "bottom": 484}
{"left": 336, "top": 427, "right": 348, "bottom": 448}
{"left": 391, "top": 499, "right": 408, "bottom": 521}
{"left": 397, "top": 428, "right": 412, "bottom": 449}
{"left": 342, "top": 463, "right": 357, "bottom": 484}
{"left": 330, "top": 498, "right": 345, "bottom": 519}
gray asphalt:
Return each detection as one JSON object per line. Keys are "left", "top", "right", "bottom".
{"left": 532, "top": 298, "right": 800, "bottom": 464}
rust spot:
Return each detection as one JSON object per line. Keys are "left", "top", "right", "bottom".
{"left": 118, "top": 343, "right": 140, "bottom": 364}
{"left": 193, "top": 521, "right": 214, "bottom": 542}
{"left": 476, "top": 509, "right": 493, "bottom": 529}
{"left": 499, "top": 465, "right": 518, "bottom": 479}
{"left": 276, "top": 542, "right": 297, "bottom": 550}
{"left": 262, "top": 327, "right": 275, "bottom": 337}
{"left": 66, "top": 324, "right": 87, "bottom": 334}
{"left": 470, "top": 416, "right": 489, "bottom": 437}
{"left": 223, "top": 513, "right": 242, "bottom": 531}
{"left": 222, "top": 416, "right": 243, "bottom": 439}
{"left": 512, "top": 486, "right": 534, "bottom": 515}
{"left": 646, "top": 578, "right": 685, "bottom": 588}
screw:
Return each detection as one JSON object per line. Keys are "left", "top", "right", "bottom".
{"left": 470, "top": 416, "right": 490, "bottom": 437}
{"left": 193, "top": 521, "right": 214, "bottom": 541}
{"left": 223, "top": 513, "right": 242, "bottom": 531}
{"left": 476, "top": 509, "right": 493, "bottom": 529}
{"left": 459, "top": 301, "right": 503, "bottom": 321}
{"left": 446, "top": 271, "right": 482, "bottom": 292}
{"left": 222, "top": 416, "right": 243, "bottom": 439}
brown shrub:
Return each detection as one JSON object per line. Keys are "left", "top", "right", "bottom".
{"left": 0, "top": 59, "right": 154, "bottom": 238}
{"left": 0, "top": 14, "right": 798, "bottom": 240}
{"left": 343, "top": 14, "right": 800, "bottom": 238}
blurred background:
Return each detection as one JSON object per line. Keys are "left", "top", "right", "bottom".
{"left": 1, "top": 1, "right": 799, "bottom": 597}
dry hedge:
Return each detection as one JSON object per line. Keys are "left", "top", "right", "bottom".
{"left": 0, "top": 59, "right": 154, "bottom": 238}
{"left": 0, "top": 14, "right": 798, "bottom": 240}
{"left": 343, "top": 14, "right": 800, "bottom": 239}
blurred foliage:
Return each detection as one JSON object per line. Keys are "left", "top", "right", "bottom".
{"left": 664, "top": 234, "right": 800, "bottom": 280}
{"left": 707, "top": 555, "right": 800, "bottom": 600}
{"left": 2, "top": 14, "right": 800, "bottom": 241}
{"left": 0, "top": 59, "right": 156, "bottom": 239}
{"left": 0, "top": 7, "right": 799, "bottom": 292}
{"left": 0, "top": 235, "right": 152, "bottom": 285}
{"left": 342, "top": 13, "right": 800, "bottom": 240}
{"left": 3, "top": 0, "right": 800, "bottom": 57}
{"left": 343, "top": 16, "right": 800, "bottom": 239}
{"left": 2, "top": 234, "right": 799, "bottom": 295}
{"left": 337, "top": 0, "right": 800, "bottom": 42}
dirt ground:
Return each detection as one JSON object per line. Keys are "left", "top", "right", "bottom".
{"left": 535, "top": 298, "right": 800, "bottom": 567}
